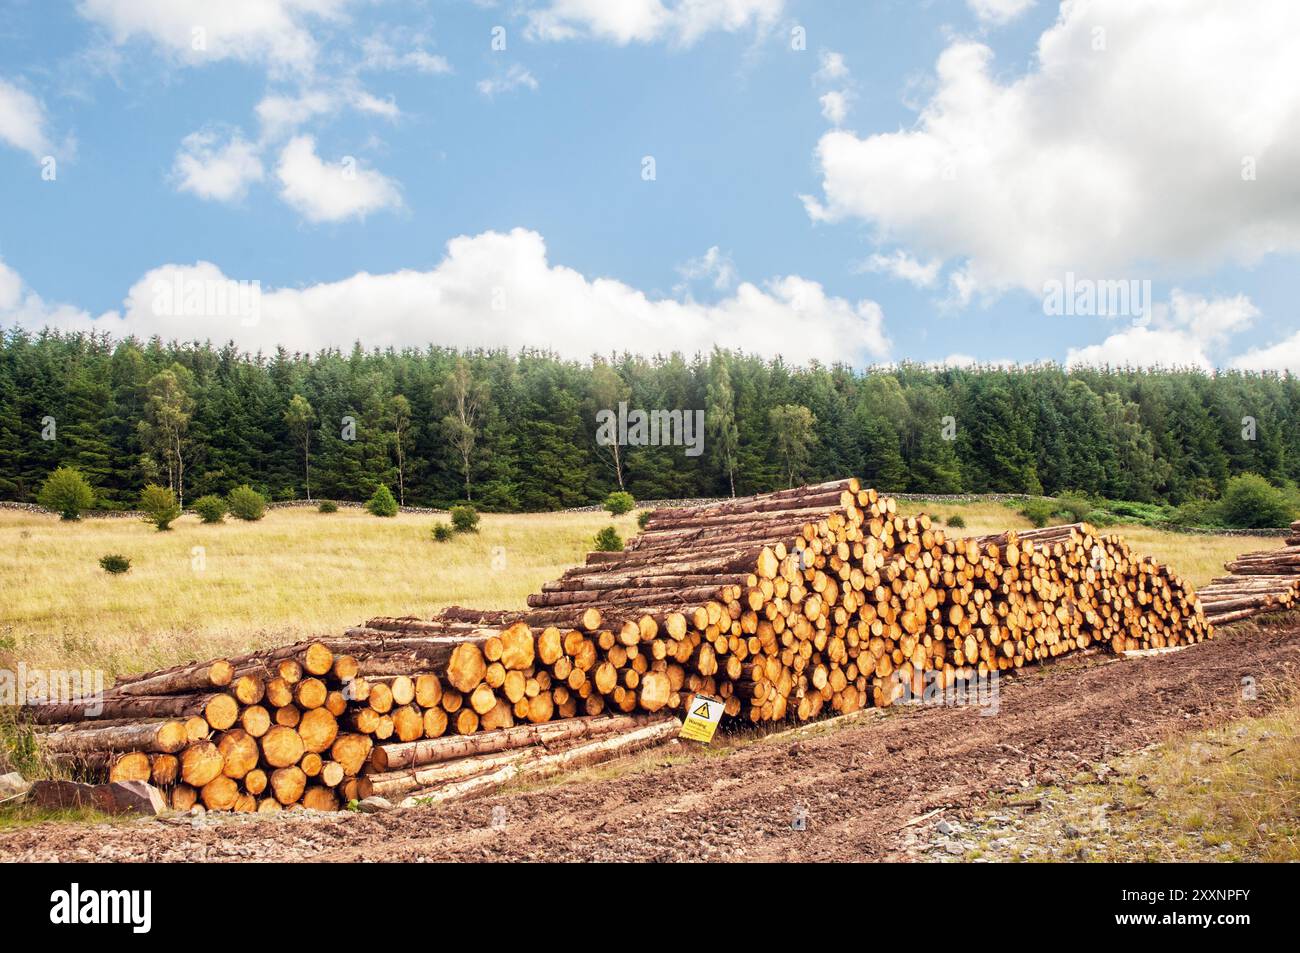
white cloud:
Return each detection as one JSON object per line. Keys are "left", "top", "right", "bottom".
{"left": 275, "top": 135, "right": 401, "bottom": 222}
{"left": 0, "top": 257, "right": 105, "bottom": 329}
{"left": 255, "top": 89, "right": 339, "bottom": 139}
{"left": 359, "top": 35, "right": 451, "bottom": 74}
{"left": 3, "top": 229, "right": 889, "bottom": 364}
{"left": 524, "top": 0, "right": 782, "bottom": 46}
{"left": 77, "top": 0, "right": 352, "bottom": 73}
{"left": 814, "top": 50, "right": 848, "bottom": 83}
{"left": 172, "top": 130, "right": 264, "bottom": 202}
{"left": 255, "top": 85, "right": 399, "bottom": 140}
{"left": 477, "top": 65, "right": 539, "bottom": 98}
{"left": 0, "top": 259, "right": 22, "bottom": 310}
{"left": 819, "top": 90, "right": 849, "bottom": 126}
{"left": 967, "top": 0, "right": 1035, "bottom": 25}
{"left": 1232, "top": 335, "right": 1300, "bottom": 373}
{"left": 859, "top": 250, "right": 941, "bottom": 289}
{"left": 1066, "top": 291, "right": 1258, "bottom": 370}
{"left": 807, "top": 0, "right": 1300, "bottom": 298}
{"left": 0, "top": 79, "right": 52, "bottom": 158}
{"left": 676, "top": 246, "right": 737, "bottom": 292}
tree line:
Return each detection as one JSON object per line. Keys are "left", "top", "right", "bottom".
{"left": 2, "top": 326, "right": 1298, "bottom": 512}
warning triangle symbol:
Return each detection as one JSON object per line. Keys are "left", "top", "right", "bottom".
{"left": 693, "top": 702, "right": 711, "bottom": 718}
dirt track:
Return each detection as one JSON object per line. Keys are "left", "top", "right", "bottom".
{"left": 3, "top": 618, "right": 1298, "bottom": 862}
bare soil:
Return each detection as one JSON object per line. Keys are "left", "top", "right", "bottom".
{"left": 3, "top": 617, "right": 1297, "bottom": 863}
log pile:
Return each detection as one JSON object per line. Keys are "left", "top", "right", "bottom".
{"left": 13, "top": 479, "right": 1218, "bottom": 811}
{"left": 1196, "top": 520, "right": 1300, "bottom": 626}
{"left": 525, "top": 480, "right": 1210, "bottom": 716}
{"left": 22, "top": 633, "right": 682, "bottom": 810}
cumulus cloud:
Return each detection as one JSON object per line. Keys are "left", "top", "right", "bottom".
{"left": 819, "top": 91, "right": 849, "bottom": 126}
{"left": 77, "top": 0, "right": 352, "bottom": 73}
{"left": 274, "top": 135, "right": 401, "bottom": 222}
{"left": 676, "top": 246, "right": 738, "bottom": 292}
{"left": 477, "top": 64, "right": 538, "bottom": 98}
{"left": 814, "top": 50, "right": 848, "bottom": 84}
{"left": 1066, "top": 291, "right": 1258, "bottom": 370}
{"left": 2, "top": 230, "right": 890, "bottom": 364}
{"left": 172, "top": 130, "right": 264, "bottom": 201}
{"left": 858, "top": 250, "right": 941, "bottom": 289}
{"left": 524, "top": 0, "right": 782, "bottom": 46}
{"left": 0, "top": 79, "right": 52, "bottom": 158}
{"left": 806, "top": 0, "right": 1300, "bottom": 298}
{"left": 967, "top": 0, "right": 1035, "bottom": 25}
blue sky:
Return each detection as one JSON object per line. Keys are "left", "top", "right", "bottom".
{"left": 0, "top": 0, "right": 1297, "bottom": 369}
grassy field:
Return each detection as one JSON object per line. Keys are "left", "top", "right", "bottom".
{"left": 0, "top": 507, "right": 637, "bottom": 677}
{"left": 0, "top": 499, "right": 1277, "bottom": 678}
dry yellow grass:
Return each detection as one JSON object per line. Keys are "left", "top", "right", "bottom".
{"left": 0, "top": 498, "right": 1277, "bottom": 678}
{"left": 0, "top": 507, "right": 636, "bottom": 677}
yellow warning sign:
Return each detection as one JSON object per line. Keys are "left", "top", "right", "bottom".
{"left": 680, "top": 693, "right": 724, "bottom": 743}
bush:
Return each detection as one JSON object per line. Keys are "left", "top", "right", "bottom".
{"left": 604, "top": 491, "right": 635, "bottom": 517}
{"left": 1054, "top": 492, "right": 1093, "bottom": 523}
{"left": 367, "top": 485, "right": 398, "bottom": 517}
{"left": 432, "top": 522, "right": 454, "bottom": 542}
{"left": 139, "top": 484, "right": 181, "bottom": 531}
{"left": 227, "top": 485, "right": 267, "bottom": 521}
{"left": 37, "top": 466, "right": 94, "bottom": 520}
{"left": 450, "top": 503, "right": 479, "bottom": 533}
{"left": 192, "top": 494, "right": 226, "bottom": 524}
{"left": 1019, "top": 498, "right": 1056, "bottom": 528}
{"left": 594, "top": 526, "right": 623, "bottom": 552}
{"left": 99, "top": 554, "right": 131, "bottom": 574}
{"left": 317, "top": 500, "right": 338, "bottom": 514}
{"left": 1084, "top": 508, "right": 1121, "bottom": 527}
{"left": 1170, "top": 499, "right": 1219, "bottom": 528}
{"left": 1216, "top": 473, "right": 1295, "bottom": 529}
{"left": 637, "top": 509, "right": 653, "bottom": 530}
{"left": 945, "top": 513, "right": 966, "bottom": 529}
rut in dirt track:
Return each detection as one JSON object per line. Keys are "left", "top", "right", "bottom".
{"left": 3, "top": 619, "right": 1297, "bottom": 863}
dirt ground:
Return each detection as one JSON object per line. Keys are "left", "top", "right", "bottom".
{"left": 3, "top": 617, "right": 1297, "bottom": 863}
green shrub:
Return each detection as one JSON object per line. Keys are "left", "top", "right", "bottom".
{"left": 594, "top": 526, "right": 623, "bottom": 552}
{"left": 1054, "top": 492, "right": 1093, "bottom": 523}
{"left": 432, "top": 522, "right": 454, "bottom": 542}
{"left": 604, "top": 491, "right": 635, "bottom": 516}
{"left": 318, "top": 500, "right": 338, "bottom": 513}
{"left": 1170, "top": 499, "right": 1219, "bottom": 528}
{"left": 192, "top": 494, "right": 226, "bottom": 524}
{"left": 99, "top": 554, "right": 131, "bottom": 574}
{"left": 945, "top": 513, "right": 966, "bottom": 529}
{"left": 139, "top": 484, "right": 181, "bottom": 531}
{"left": 1216, "top": 473, "right": 1294, "bottom": 529}
{"left": 637, "top": 509, "right": 653, "bottom": 530}
{"left": 1084, "top": 508, "right": 1120, "bottom": 527}
{"left": 227, "top": 485, "right": 267, "bottom": 521}
{"left": 450, "top": 503, "right": 479, "bottom": 533}
{"left": 367, "top": 485, "right": 398, "bottom": 517}
{"left": 37, "top": 466, "right": 94, "bottom": 520}
{"left": 1019, "top": 498, "right": 1056, "bottom": 528}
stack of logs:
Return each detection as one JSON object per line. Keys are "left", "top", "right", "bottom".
{"left": 23, "top": 630, "right": 683, "bottom": 811}
{"left": 1197, "top": 519, "right": 1300, "bottom": 626}
{"left": 526, "top": 480, "right": 1210, "bottom": 716}
{"left": 16, "top": 479, "right": 1215, "bottom": 811}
